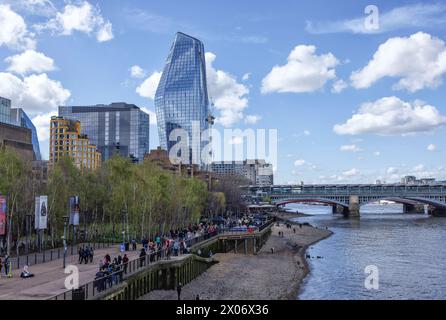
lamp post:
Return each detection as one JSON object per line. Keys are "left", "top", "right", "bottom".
{"left": 62, "top": 215, "right": 69, "bottom": 269}
{"left": 25, "top": 213, "right": 32, "bottom": 255}
{"left": 121, "top": 209, "right": 126, "bottom": 245}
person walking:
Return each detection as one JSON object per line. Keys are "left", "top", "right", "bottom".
{"left": 139, "top": 248, "right": 146, "bottom": 267}
{"left": 4, "top": 255, "right": 11, "bottom": 278}
{"left": 177, "top": 282, "right": 182, "bottom": 300}
{"left": 122, "top": 254, "right": 129, "bottom": 274}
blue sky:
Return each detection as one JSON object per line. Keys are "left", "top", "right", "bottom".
{"left": 1, "top": 0, "right": 446, "bottom": 184}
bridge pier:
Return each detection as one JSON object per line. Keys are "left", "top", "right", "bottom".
{"left": 431, "top": 207, "right": 446, "bottom": 217}
{"left": 348, "top": 195, "right": 360, "bottom": 218}
{"left": 403, "top": 203, "right": 425, "bottom": 214}
{"left": 332, "top": 204, "right": 349, "bottom": 215}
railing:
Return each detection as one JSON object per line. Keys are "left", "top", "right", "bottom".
{"left": 48, "top": 220, "right": 273, "bottom": 300}
{"left": 8, "top": 241, "right": 113, "bottom": 271}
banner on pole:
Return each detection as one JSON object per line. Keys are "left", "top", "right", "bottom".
{"left": 0, "top": 196, "right": 7, "bottom": 236}
{"left": 35, "top": 196, "right": 48, "bottom": 230}
{"left": 69, "top": 196, "right": 80, "bottom": 226}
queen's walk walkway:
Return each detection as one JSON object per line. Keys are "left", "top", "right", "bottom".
{"left": 0, "top": 244, "right": 139, "bottom": 300}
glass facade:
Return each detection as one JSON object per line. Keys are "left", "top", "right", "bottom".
{"left": 0, "top": 96, "right": 11, "bottom": 124}
{"left": 10, "top": 108, "right": 42, "bottom": 160}
{"left": 59, "top": 103, "right": 150, "bottom": 162}
{"left": 155, "top": 32, "right": 210, "bottom": 165}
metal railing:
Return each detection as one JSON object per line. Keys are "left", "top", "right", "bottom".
{"left": 8, "top": 241, "right": 113, "bottom": 271}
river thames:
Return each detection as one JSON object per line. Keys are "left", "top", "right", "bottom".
{"left": 286, "top": 203, "right": 446, "bottom": 300}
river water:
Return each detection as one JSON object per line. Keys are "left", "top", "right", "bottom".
{"left": 285, "top": 203, "right": 446, "bottom": 300}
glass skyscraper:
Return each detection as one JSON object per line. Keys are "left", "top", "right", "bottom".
{"left": 59, "top": 103, "right": 150, "bottom": 162}
{"left": 0, "top": 96, "right": 11, "bottom": 124}
{"left": 10, "top": 108, "right": 42, "bottom": 160}
{"left": 155, "top": 32, "right": 211, "bottom": 165}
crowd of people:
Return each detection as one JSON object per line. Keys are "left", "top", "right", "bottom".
{"left": 78, "top": 246, "right": 94, "bottom": 264}
{"left": 94, "top": 253, "right": 130, "bottom": 292}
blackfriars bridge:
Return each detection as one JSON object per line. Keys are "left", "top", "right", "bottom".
{"left": 247, "top": 184, "right": 446, "bottom": 217}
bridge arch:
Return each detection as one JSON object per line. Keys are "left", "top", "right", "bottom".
{"left": 274, "top": 198, "right": 349, "bottom": 208}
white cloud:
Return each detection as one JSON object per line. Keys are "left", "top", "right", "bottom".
{"left": 242, "top": 73, "right": 250, "bottom": 81}
{"left": 305, "top": 3, "right": 446, "bottom": 34}
{"left": 343, "top": 168, "right": 360, "bottom": 177}
{"left": 294, "top": 159, "right": 306, "bottom": 167}
{"left": 334, "top": 96, "right": 446, "bottom": 136}
{"left": 32, "top": 110, "right": 57, "bottom": 143}
{"left": 5, "top": 50, "right": 56, "bottom": 75}
{"left": 206, "top": 52, "right": 249, "bottom": 127}
{"left": 374, "top": 151, "right": 381, "bottom": 156}
{"left": 0, "top": 72, "right": 70, "bottom": 115}
{"left": 36, "top": 1, "right": 113, "bottom": 42}
{"left": 303, "top": 130, "right": 310, "bottom": 136}
{"left": 261, "top": 45, "right": 339, "bottom": 94}
{"left": 96, "top": 21, "right": 113, "bottom": 42}
{"left": 340, "top": 144, "right": 362, "bottom": 152}
{"left": 136, "top": 71, "right": 162, "bottom": 100}
{"left": 140, "top": 107, "right": 157, "bottom": 125}
{"left": 387, "top": 167, "right": 398, "bottom": 174}
{"left": 351, "top": 32, "right": 446, "bottom": 92}
{"left": 413, "top": 164, "right": 425, "bottom": 172}
{"left": 244, "top": 115, "right": 261, "bottom": 125}
{"left": 1, "top": 0, "right": 57, "bottom": 16}
{"left": 0, "top": 4, "right": 36, "bottom": 50}
{"left": 331, "top": 79, "right": 347, "bottom": 93}
{"left": 427, "top": 144, "right": 436, "bottom": 151}
{"left": 130, "top": 65, "right": 146, "bottom": 79}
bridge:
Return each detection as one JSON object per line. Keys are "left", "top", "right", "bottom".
{"left": 247, "top": 184, "right": 446, "bottom": 217}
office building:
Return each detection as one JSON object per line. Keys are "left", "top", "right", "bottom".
{"left": 155, "top": 32, "right": 211, "bottom": 166}
{"left": 59, "top": 103, "right": 150, "bottom": 162}
{"left": 49, "top": 116, "right": 101, "bottom": 170}
{"left": 211, "top": 159, "right": 274, "bottom": 186}
{"left": 10, "top": 108, "right": 41, "bottom": 160}
{"left": 0, "top": 97, "right": 11, "bottom": 124}
{"left": 0, "top": 121, "right": 34, "bottom": 162}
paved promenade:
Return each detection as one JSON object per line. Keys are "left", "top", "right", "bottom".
{"left": 0, "top": 244, "right": 139, "bottom": 300}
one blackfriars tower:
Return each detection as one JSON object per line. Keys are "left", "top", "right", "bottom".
{"left": 155, "top": 32, "right": 212, "bottom": 167}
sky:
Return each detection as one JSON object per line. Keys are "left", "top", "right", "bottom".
{"left": 1, "top": 0, "right": 446, "bottom": 185}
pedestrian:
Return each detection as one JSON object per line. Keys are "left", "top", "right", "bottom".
{"left": 177, "top": 282, "right": 182, "bottom": 300}
{"left": 271, "top": 247, "right": 274, "bottom": 254}
{"left": 0, "top": 257, "right": 3, "bottom": 274}
{"left": 4, "top": 255, "right": 12, "bottom": 278}
{"left": 132, "top": 239, "right": 137, "bottom": 251}
{"left": 122, "top": 254, "right": 129, "bottom": 274}
{"left": 139, "top": 248, "right": 146, "bottom": 267}
{"left": 293, "top": 228, "right": 296, "bottom": 233}
{"left": 195, "top": 294, "right": 200, "bottom": 300}
{"left": 89, "top": 246, "right": 94, "bottom": 263}
{"left": 78, "top": 247, "right": 83, "bottom": 263}
{"left": 84, "top": 247, "right": 90, "bottom": 264}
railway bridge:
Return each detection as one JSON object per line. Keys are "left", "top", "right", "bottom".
{"left": 247, "top": 184, "right": 446, "bottom": 217}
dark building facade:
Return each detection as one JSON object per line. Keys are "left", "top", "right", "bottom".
{"left": 58, "top": 103, "right": 150, "bottom": 162}
{"left": 0, "top": 121, "right": 34, "bottom": 162}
